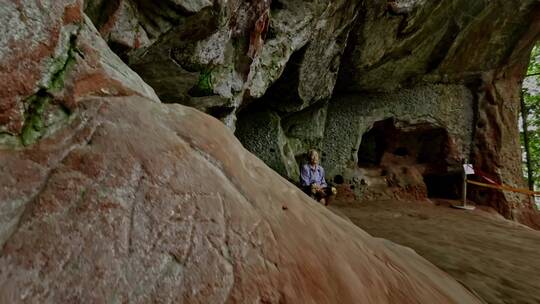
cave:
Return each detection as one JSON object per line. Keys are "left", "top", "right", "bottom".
{"left": 357, "top": 118, "right": 460, "bottom": 199}
{"left": 423, "top": 173, "right": 462, "bottom": 199}
{"left": 357, "top": 119, "right": 392, "bottom": 167}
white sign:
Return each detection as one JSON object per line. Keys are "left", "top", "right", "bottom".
{"left": 463, "top": 164, "right": 475, "bottom": 175}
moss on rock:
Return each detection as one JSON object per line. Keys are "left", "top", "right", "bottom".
{"left": 19, "top": 33, "right": 78, "bottom": 146}
{"left": 189, "top": 68, "right": 214, "bottom": 96}
{"left": 21, "top": 93, "right": 51, "bottom": 146}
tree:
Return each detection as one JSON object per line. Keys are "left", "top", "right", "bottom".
{"left": 521, "top": 43, "right": 540, "bottom": 190}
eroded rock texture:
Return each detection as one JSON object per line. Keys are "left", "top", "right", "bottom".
{"left": 0, "top": 0, "right": 157, "bottom": 147}
{"left": 0, "top": 97, "right": 482, "bottom": 303}
{"left": 1, "top": 0, "right": 483, "bottom": 303}
{"left": 237, "top": 0, "right": 540, "bottom": 226}
{"left": 333, "top": 0, "right": 540, "bottom": 226}
{"left": 82, "top": 0, "right": 359, "bottom": 128}
{"left": 83, "top": 0, "right": 540, "bottom": 225}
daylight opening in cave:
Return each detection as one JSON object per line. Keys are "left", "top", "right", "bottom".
{"left": 357, "top": 118, "right": 460, "bottom": 199}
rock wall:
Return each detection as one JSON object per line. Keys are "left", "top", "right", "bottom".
{"left": 81, "top": 0, "right": 359, "bottom": 128}
{"left": 235, "top": 108, "right": 299, "bottom": 180}
{"left": 323, "top": 85, "right": 474, "bottom": 179}
{"left": 232, "top": 0, "right": 540, "bottom": 226}
{"left": 0, "top": 0, "right": 158, "bottom": 147}
{"left": 340, "top": 1, "right": 540, "bottom": 224}
{"left": 1, "top": 1, "right": 485, "bottom": 302}
{"left": 68, "top": 0, "right": 540, "bottom": 224}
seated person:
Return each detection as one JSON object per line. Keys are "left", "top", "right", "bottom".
{"left": 300, "top": 149, "right": 337, "bottom": 205}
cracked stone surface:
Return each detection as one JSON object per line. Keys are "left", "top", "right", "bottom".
{"left": 0, "top": 0, "right": 82, "bottom": 135}
{"left": 0, "top": 0, "right": 157, "bottom": 144}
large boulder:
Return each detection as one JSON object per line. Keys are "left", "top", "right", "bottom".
{"left": 0, "top": 96, "right": 481, "bottom": 303}
{"left": 1, "top": 1, "right": 482, "bottom": 302}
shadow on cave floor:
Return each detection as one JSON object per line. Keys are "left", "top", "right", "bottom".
{"left": 328, "top": 198, "right": 540, "bottom": 304}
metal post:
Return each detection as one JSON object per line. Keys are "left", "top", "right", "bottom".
{"left": 452, "top": 160, "right": 475, "bottom": 210}
{"left": 462, "top": 168, "right": 467, "bottom": 207}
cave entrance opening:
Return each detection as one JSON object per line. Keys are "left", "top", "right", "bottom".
{"left": 423, "top": 173, "right": 461, "bottom": 199}
{"left": 357, "top": 118, "right": 460, "bottom": 199}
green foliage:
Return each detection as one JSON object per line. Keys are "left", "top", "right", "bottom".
{"left": 198, "top": 69, "right": 213, "bottom": 93}
{"left": 521, "top": 43, "right": 540, "bottom": 189}
{"left": 527, "top": 44, "right": 540, "bottom": 76}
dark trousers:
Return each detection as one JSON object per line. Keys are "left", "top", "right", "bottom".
{"left": 302, "top": 186, "right": 334, "bottom": 201}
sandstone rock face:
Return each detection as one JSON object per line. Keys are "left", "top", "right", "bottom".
{"left": 0, "top": 0, "right": 158, "bottom": 148}
{"left": 235, "top": 108, "right": 299, "bottom": 182}
{"left": 84, "top": 0, "right": 359, "bottom": 128}
{"left": 331, "top": 1, "right": 540, "bottom": 222}
{"left": 1, "top": 2, "right": 483, "bottom": 302}
{"left": 0, "top": 0, "right": 82, "bottom": 136}
{"left": 238, "top": 84, "right": 474, "bottom": 200}
{"left": 0, "top": 97, "right": 481, "bottom": 303}
{"left": 323, "top": 85, "right": 473, "bottom": 179}
{"left": 230, "top": 0, "right": 540, "bottom": 225}
{"left": 10, "top": 1, "right": 536, "bottom": 225}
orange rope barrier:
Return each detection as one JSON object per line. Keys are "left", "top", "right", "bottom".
{"left": 467, "top": 180, "right": 540, "bottom": 196}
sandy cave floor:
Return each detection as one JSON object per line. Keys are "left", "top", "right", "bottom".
{"left": 328, "top": 198, "right": 540, "bottom": 304}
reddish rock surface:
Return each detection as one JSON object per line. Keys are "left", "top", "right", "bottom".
{"left": 0, "top": 0, "right": 81, "bottom": 134}
{"left": 0, "top": 5, "right": 483, "bottom": 297}
{"left": 0, "top": 1, "right": 514, "bottom": 302}
{"left": 0, "top": 0, "right": 157, "bottom": 138}
{"left": 0, "top": 96, "right": 481, "bottom": 303}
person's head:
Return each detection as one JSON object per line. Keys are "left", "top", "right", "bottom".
{"left": 308, "top": 149, "right": 319, "bottom": 165}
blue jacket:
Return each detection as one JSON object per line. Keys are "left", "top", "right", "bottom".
{"left": 300, "top": 164, "right": 327, "bottom": 187}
